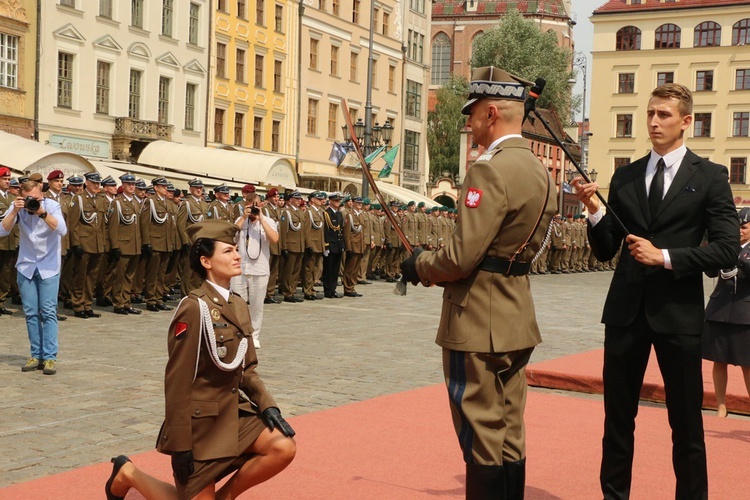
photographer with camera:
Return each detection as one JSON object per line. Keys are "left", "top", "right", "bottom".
{"left": 230, "top": 184, "right": 279, "bottom": 349}
{"left": 0, "top": 177, "right": 67, "bottom": 375}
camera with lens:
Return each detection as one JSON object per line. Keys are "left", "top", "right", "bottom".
{"left": 24, "top": 196, "right": 40, "bottom": 212}
{"left": 250, "top": 206, "right": 260, "bottom": 216}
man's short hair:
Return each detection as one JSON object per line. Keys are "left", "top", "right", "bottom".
{"left": 651, "top": 83, "right": 693, "bottom": 117}
{"left": 20, "top": 180, "right": 40, "bottom": 193}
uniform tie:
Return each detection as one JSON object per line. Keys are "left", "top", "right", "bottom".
{"left": 649, "top": 158, "right": 665, "bottom": 217}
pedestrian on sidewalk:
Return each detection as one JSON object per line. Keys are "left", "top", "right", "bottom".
{"left": 105, "top": 219, "right": 295, "bottom": 500}
{"left": 573, "top": 83, "right": 740, "bottom": 499}
{"left": 0, "top": 176, "right": 67, "bottom": 375}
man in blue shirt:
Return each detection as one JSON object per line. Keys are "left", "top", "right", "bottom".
{"left": 0, "top": 178, "right": 67, "bottom": 375}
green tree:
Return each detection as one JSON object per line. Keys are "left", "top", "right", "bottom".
{"left": 471, "top": 9, "right": 576, "bottom": 123}
{"left": 427, "top": 75, "right": 469, "bottom": 181}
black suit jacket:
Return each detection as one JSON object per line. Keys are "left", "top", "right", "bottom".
{"left": 323, "top": 207, "right": 344, "bottom": 254}
{"left": 589, "top": 149, "right": 740, "bottom": 335}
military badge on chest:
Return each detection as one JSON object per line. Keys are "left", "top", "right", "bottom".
{"left": 465, "top": 188, "right": 483, "bottom": 208}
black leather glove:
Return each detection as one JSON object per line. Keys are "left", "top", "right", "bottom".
{"left": 71, "top": 245, "right": 84, "bottom": 258}
{"left": 400, "top": 247, "right": 424, "bottom": 286}
{"left": 386, "top": 242, "right": 393, "bottom": 250}
{"left": 305, "top": 247, "right": 313, "bottom": 257}
{"left": 180, "top": 243, "right": 190, "bottom": 257}
{"left": 261, "top": 407, "right": 296, "bottom": 438}
{"left": 141, "top": 244, "right": 152, "bottom": 258}
{"left": 171, "top": 450, "right": 194, "bottom": 484}
{"left": 108, "top": 247, "right": 121, "bottom": 264}
{"left": 737, "top": 252, "right": 750, "bottom": 277}
{"left": 281, "top": 249, "right": 289, "bottom": 258}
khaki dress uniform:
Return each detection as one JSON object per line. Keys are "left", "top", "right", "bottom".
{"left": 368, "top": 212, "right": 384, "bottom": 278}
{"left": 561, "top": 219, "right": 573, "bottom": 272}
{"left": 358, "top": 208, "right": 373, "bottom": 282}
{"left": 343, "top": 208, "right": 364, "bottom": 294}
{"left": 131, "top": 194, "right": 148, "bottom": 300}
{"left": 208, "top": 200, "right": 233, "bottom": 221}
{"left": 178, "top": 195, "right": 210, "bottom": 296}
{"left": 279, "top": 205, "right": 304, "bottom": 299}
{"left": 96, "top": 193, "right": 118, "bottom": 303}
{"left": 0, "top": 189, "right": 18, "bottom": 306}
{"left": 157, "top": 281, "right": 276, "bottom": 498}
{"left": 302, "top": 206, "right": 324, "bottom": 298}
{"left": 263, "top": 204, "right": 281, "bottom": 300}
{"left": 45, "top": 190, "right": 71, "bottom": 302}
{"left": 415, "top": 137, "right": 556, "bottom": 467}
{"left": 416, "top": 210, "right": 428, "bottom": 247}
{"left": 141, "top": 195, "right": 175, "bottom": 307}
{"left": 108, "top": 194, "right": 142, "bottom": 310}
{"left": 549, "top": 219, "right": 565, "bottom": 273}
{"left": 68, "top": 190, "right": 108, "bottom": 313}
{"left": 428, "top": 212, "right": 439, "bottom": 249}
{"left": 403, "top": 210, "right": 417, "bottom": 249}
{"left": 383, "top": 207, "right": 402, "bottom": 281}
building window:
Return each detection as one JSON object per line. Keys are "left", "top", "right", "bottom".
{"left": 616, "top": 26, "right": 641, "bottom": 51}
{"left": 330, "top": 45, "right": 339, "bottom": 76}
{"left": 406, "top": 80, "right": 422, "bottom": 118}
{"left": 310, "top": 39, "right": 318, "bottom": 70}
{"left": 733, "top": 19, "right": 750, "bottom": 46}
{"left": 185, "top": 83, "right": 197, "bottom": 130}
{"left": 407, "top": 30, "right": 424, "bottom": 63}
{"left": 614, "top": 157, "right": 630, "bottom": 170}
{"left": 352, "top": 0, "right": 359, "bottom": 24}
{"left": 696, "top": 70, "right": 713, "bottom": 91}
{"left": 256, "top": 0, "right": 264, "bottom": 26}
{"left": 404, "top": 131, "right": 419, "bottom": 171}
{"left": 616, "top": 114, "right": 633, "bottom": 138}
{"left": 272, "top": 120, "right": 280, "bottom": 152}
{"left": 253, "top": 117, "right": 262, "bottom": 148}
{"left": 217, "top": 0, "right": 226, "bottom": 11}
{"left": 694, "top": 21, "right": 721, "bottom": 47}
{"left": 618, "top": 73, "right": 635, "bottom": 93}
{"left": 371, "top": 59, "right": 377, "bottom": 88}
{"left": 730, "top": 158, "right": 747, "bottom": 184}
{"left": 99, "top": 0, "right": 113, "bottom": 18}
{"left": 0, "top": 34, "right": 19, "bottom": 89}
{"left": 654, "top": 23, "right": 680, "bottom": 49}
{"left": 95, "top": 61, "right": 111, "bottom": 114}
{"left": 131, "top": 0, "right": 144, "bottom": 28}
{"left": 694, "top": 113, "right": 711, "bottom": 137}
{"left": 189, "top": 3, "right": 200, "bottom": 44}
{"left": 320, "top": 0, "right": 326, "bottom": 11}
{"left": 217, "top": 43, "right": 227, "bottom": 78}
{"left": 410, "top": 0, "right": 425, "bottom": 14}
{"left": 158, "top": 76, "right": 170, "bottom": 125}
{"left": 234, "top": 113, "right": 244, "bottom": 146}
{"left": 332, "top": 0, "right": 339, "bottom": 16}
{"left": 214, "top": 109, "right": 225, "bottom": 143}
{"left": 328, "top": 103, "right": 338, "bottom": 139}
{"left": 238, "top": 0, "right": 246, "bottom": 19}
{"left": 657, "top": 71, "right": 674, "bottom": 86}
{"left": 275, "top": 5, "right": 283, "bottom": 32}
{"left": 307, "top": 99, "right": 318, "bottom": 135}
{"left": 431, "top": 33, "right": 451, "bottom": 85}
{"left": 128, "top": 69, "right": 141, "bottom": 118}
{"left": 236, "top": 49, "right": 246, "bottom": 83}
{"left": 388, "top": 65, "right": 395, "bottom": 93}
{"left": 254, "top": 54, "right": 264, "bottom": 87}
{"left": 274, "top": 60, "right": 282, "bottom": 92}
{"left": 733, "top": 112, "right": 749, "bottom": 137}
{"left": 162, "top": 0, "right": 173, "bottom": 37}
{"left": 61, "top": 0, "right": 75, "bottom": 6}
{"left": 57, "top": 52, "right": 73, "bottom": 108}
{"left": 382, "top": 12, "right": 389, "bottom": 36}
{"left": 737, "top": 69, "right": 750, "bottom": 90}
{"left": 350, "top": 51, "right": 358, "bottom": 81}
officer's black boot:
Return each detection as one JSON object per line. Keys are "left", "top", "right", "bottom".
{"left": 465, "top": 463, "right": 506, "bottom": 500}
{"left": 504, "top": 458, "right": 526, "bottom": 500}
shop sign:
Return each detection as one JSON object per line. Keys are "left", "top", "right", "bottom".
{"left": 48, "top": 135, "right": 110, "bottom": 158}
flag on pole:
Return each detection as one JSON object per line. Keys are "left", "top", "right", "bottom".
{"left": 364, "top": 145, "right": 386, "bottom": 165}
{"left": 328, "top": 142, "right": 348, "bottom": 166}
{"left": 378, "top": 144, "right": 400, "bottom": 178}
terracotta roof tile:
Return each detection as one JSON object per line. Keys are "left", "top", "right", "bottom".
{"left": 594, "top": 0, "right": 750, "bottom": 15}
{"left": 432, "top": 0, "right": 568, "bottom": 18}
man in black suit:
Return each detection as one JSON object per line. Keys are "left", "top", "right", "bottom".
{"left": 573, "top": 83, "right": 739, "bottom": 499}
{"left": 322, "top": 192, "right": 345, "bottom": 298}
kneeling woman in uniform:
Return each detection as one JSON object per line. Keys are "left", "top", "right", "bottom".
{"left": 106, "top": 219, "right": 296, "bottom": 500}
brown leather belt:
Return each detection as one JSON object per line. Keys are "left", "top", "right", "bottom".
{"left": 478, "top": 256, "right": 531, "bottom": 276}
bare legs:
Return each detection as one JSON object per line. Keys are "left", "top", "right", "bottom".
{"left": 712, "top": 363, "right": 750, "bottom": 417}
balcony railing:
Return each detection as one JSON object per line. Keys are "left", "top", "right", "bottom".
{"left": 114, "top": 117, "right": 173, "bottom": 141}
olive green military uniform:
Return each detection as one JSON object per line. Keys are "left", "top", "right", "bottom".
{"left": 68, "top": 190, "right": 108, "bottom": 313}
{"left": 383, "top": 205, "right": 402, "bottom": 281}
{"left": 109, "top": 193, "right": 142, "bottom": 309}
{"left": 178, "top": 195, "right": 210, "bottom": 295}
{"left": 0, "top": 188, "right": 18, "bottom": 307}
{"left": 343, "top": 208, "right": 364, "bottom": 294}
{"left": 302, "top": 205, "right": 324, "bottom": 298}
{"left": 141, "top": 194, "right": 176, "bottom": 308}
{"left": 263, "top": 204, "right": 281, "bottom": 300}
{"left": 279, "top": 205, "right": 304, "bottom": 299}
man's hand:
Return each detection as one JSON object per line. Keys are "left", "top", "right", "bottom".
{"left": 71, "top": 245, "right": 84, "bottom": 258}
{"left": 626, "top": 235, "right": 664, "bottom": 266}
{"left": 108, "top": 247, "right": 121, "bottom": 263}
{"left": 180, "top": 243, "right": 190, "bottom": 257}
{"left": 141, "top": 244, "right": 152, "bottom": 258}
{"left": 261, "top": 407, "right": 296, "bottom": 437}
{"left": 570, "top": 177, "right": 600, "bottom": 214}
{"left": 400, "top": 247, "right": 424, "bottom": 286}
{"left": 170, "top": 450, "right": 194, "bottom": 484}
{"left": 304, "top": 247, "right": 313, "bottom": 257}
{"left": 281, "top": 249, "right": 289, "bottom": 258}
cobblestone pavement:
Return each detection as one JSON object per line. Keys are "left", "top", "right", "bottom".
{"left": 0, "top": 271, "right": 714, "bottom": 486}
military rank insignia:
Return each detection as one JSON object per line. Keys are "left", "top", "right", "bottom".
{"left": 174, "top": 321, "right": 188, "bottom": 339}
{"left": 465, "top": 188, "right": 483, "bottom": 208}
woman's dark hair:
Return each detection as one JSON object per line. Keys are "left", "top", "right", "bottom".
{"left": 189, "top": 238, "right": 217, "bottom": 280}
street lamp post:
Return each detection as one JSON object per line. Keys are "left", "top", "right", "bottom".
{"left": 573, "top": 51, "right": 589, "bottom": 169}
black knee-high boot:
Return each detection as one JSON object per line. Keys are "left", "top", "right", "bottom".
{"left": 504, "top": 458, "right": 526, "bottom": 500}
{"left": 465, "top": 463, "right": 506, "bottom": 500}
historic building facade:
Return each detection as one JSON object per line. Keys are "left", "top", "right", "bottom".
{"left": 0, "top": 0, "right": 36, "bottom": 140}
{"left": 589, "top": 0, "right": 750, "bottom": 206}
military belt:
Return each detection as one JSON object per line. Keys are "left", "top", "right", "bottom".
{"left": 478, "top": 256, "right": 531, "bottom": 276}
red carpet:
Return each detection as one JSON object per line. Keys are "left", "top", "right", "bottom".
{"left": 3, "top": 385, "right": 750, "bottom": 499}
{"left": 527, "top": 349, "right": 750, "bottom": 415}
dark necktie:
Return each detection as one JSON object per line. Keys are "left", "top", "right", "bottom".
{"left": 649, "top": 158, "right": 665, "bottom": 217}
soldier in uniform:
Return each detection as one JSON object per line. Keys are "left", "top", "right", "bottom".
{"left": 0, "top": 166, "right": 17, "bottom": 315}
{"left": 177, "top": 178, "right": 209, "bottom": 296}
{"left": 302, "top": 191, "right": 325, "bottom": 300}
{"left": 400, "top": 67, "right": 556, "bottom": 497}
{"left": 322, "top": 192, "right": 344, "bottom": 298}
{"left": 208, "top": 184, "right": 233, "bottom": 221}
{"left": 58, "top": 175, "right": 84, "bottom": 308}
{"left": 279, "top": 191, "right": 305, "bottom": 302}
{"left": 68, "top": 172, "right": 108, "bottom": 318}
{"left": 141, "top": 177, "right": 175, "bottom": 312}
{"left": 367, "top": 203, "right": 384, "bottom": 280}
{"left": 108, "top": 173, "right": 143, "bottom": 315}
{"left": 130, "top": 179, "right": 149, "bottom": 303}
{"left": 403, "top": 201, "right": 418, "bottom": 250}
{"left": 342, "top": 196, "right": 365, "bottom": 297}
{"left": 263, "top": 188, "right": 282, "bottom": 304}
{"left": 416, "top": 202, "right": 428, "bottom": 249}
{"left": 383, "top": 200, "right": 403, "bottom": 282}
{"left": 95, "top": 176, "right": 118, "bottom": 307}
{"left": 358, "top": 198, "right": 374, "bottom": 284}
{"left": 44, "top": 170, "right": 70, "bottom": 319}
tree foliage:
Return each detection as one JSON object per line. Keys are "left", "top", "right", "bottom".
{"left": 427, "top": 75, "right": 469, "bottom": 181}
{"left": 471, "top": 9, "right": 575, "bottom": 123}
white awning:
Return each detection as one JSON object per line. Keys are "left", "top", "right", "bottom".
{"left": 0, "top": 130, "right": 94, "bottom": 176}
{"left": 138, "top": 141, "right": 298, "bottom": 188}
{"left": 89, "top": 160, "right": 249, "bottom": 192}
